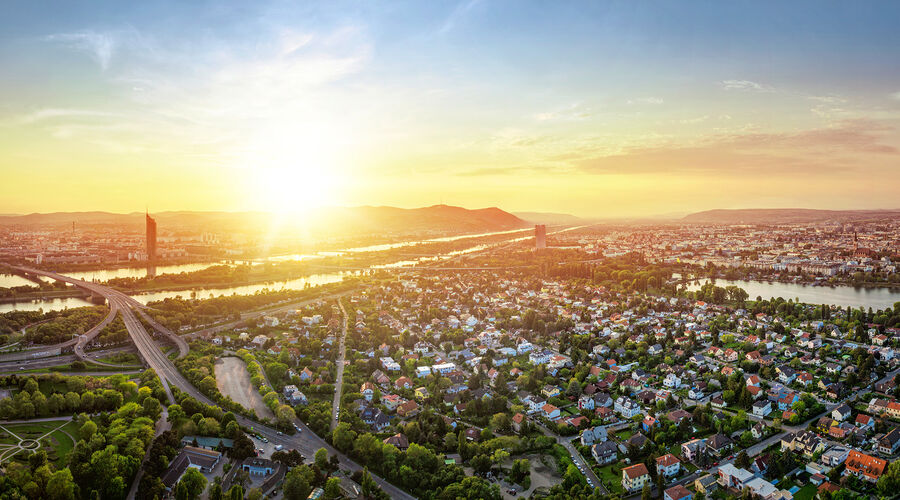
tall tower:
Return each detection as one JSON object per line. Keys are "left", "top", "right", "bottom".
{"left": 535, "top": 224, "right": 546, "bottom": 250}
{"left": 146, "top": 211, "right": 157, "bottom": 262}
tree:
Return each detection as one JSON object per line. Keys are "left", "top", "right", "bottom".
{"left": 315, "top": 448, "right": 329, "bottom": 470}
{"left": 46, "top": 469, "right": 76, "bottom": 500}
{"left": 332, "top": 422, "right": 356, "bottom": 452}
{"left": 324, "top": 477, "right": 341, "bottom": 498}
{"left": 641, "top": 483, "right": 652, "bottom": 500}
{"left": 177, "top": 468, "right": 208, "bottom": 500}
{"left": 283, "top": 466, "right": 312, "bottom": 500}
{"left": 227, "top": 485, "right": 243, "bottom": 500}
{"left": 470, "top": 454, "right": 492, "bottom": 474}
{"left": 735, "top": 450, "right": 751, "bottom": 469}
{"left": 247, "top": 488, "right": 263, "bottom": 500}
{"left": 878, "top": 461, "right": 900, "bottom": 495}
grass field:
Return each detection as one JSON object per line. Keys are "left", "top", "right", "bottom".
{"left": 594, "top": 462, "right": 625, "bottom": 495}
{"left": 0, "top": 420, "right": 77, "bottom": 468}
{"left": 794, "top": 484, "right": 816, "bottom": 500}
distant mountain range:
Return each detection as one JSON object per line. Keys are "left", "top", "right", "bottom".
{"left": 0, "top": 205, "right": 529, "bottom": 235}
{"left": 514, "top": 211, "right": 586, "bottom": 225}
{"left": 683, "top": 208, "right": 900, "bottom": 224}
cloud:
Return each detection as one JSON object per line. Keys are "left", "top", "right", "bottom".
{"left": 576, "top": 119, "right": 897, "bottom": 176}
{"left": 720, "top": 79, "right": 774, "bottom": 92}
{"left": 43, "top": 31, "right": 116, "bottom": 70}
{"left": 439, "top": 0, "right": 483, "bottom": 34}
{"left": 627, "top": 97, "right": 664, "bottom": 105}
{"left": 21, "top": 108, "right": 121, "bottom": 123}
{"left": 892, "top": 91, "right": 900, "bottom": 101}
{"left": 533, "top": 103, "right": 593, "bottom": 122}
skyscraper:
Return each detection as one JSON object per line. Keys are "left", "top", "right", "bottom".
{"left": 535, "top": 224, "right": 546, "bottom": 250}
{"left": 146, "top": 211, "right": 157, "bottom": 262}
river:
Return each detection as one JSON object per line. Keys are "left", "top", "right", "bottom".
{"left": 0, "top": 226, "right": 543, "bottom": 313}
{"left": 686, "top": 278, "right": 900, "bottom": 310}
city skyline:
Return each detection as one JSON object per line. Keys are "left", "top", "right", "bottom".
{"left": 1, "top": 1, "right": 899, "bottom": 218}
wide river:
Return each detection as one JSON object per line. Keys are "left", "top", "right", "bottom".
{"left": 0, "top": 226, "right": 539, "bottom": 313}
{"left": 11, "top": 226, "right": 895, "bottom": 313}
{"left": 686, "top": 278, "right": 900, "bottom": 310}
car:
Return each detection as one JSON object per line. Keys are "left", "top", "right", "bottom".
{"left": 277, "top": 431, "right": 283, "bottom": 435}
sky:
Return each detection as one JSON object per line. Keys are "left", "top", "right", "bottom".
{"left": 1, "top": 0, "right": 899, "bottom": 218}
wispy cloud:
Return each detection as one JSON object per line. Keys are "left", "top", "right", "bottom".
{"left": 627, "top": 97, "right": 664, "bottom": 105}
{"left": 21, "top": 108, "right": 121, "bottom": 123}
{"left": 43, "top": 30, "right": 116, "bottom": 70}
{"left": 439, "top": 0, "right": 483, "bottom": 35}
{"left": 720, "top": 79, "right": 774, "bottom": 92}
{"left": 533, "top": 103, "right": 593, "bottom": 122}
{"left": 576, "top": 119, "right": 897, "bottom": 176}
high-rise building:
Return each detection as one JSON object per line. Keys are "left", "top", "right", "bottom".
{"left": 146, "top": 211, "right": 157, "bottom": 262}
{"left": 535, "top": 224, "right": 546, "bottom": 249}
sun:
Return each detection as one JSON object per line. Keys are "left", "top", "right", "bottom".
{"left": 240, "top": 126, "right": 344, "bottom": 216}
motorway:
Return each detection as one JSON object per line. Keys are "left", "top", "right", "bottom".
{"left": 14, "top": 267, "right": 415, "bottom": 500}
{"left": 0, "top": 345, "right": 139, "bottom": 373}
{"left": 331, "top": 299, "right": 348, "bottom": 431}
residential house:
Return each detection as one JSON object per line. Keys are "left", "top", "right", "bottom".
{"left": 656, "top": 454, "right": 681, "bottom": 478}
{"left": 664, "top": 485, "right": 692, "bottom": 500}
{"left": 717, "top": 464, "right": 754, "bottom": 490}
{"left": 878, "top": 427, "right": 900, "bottom": 455}
{"left": 592, "top": 441, "right": 619, "bottom": 465}
{"left": 580, "top": 426, "right": 608, "bottom": 446}
{"left": 707, "top": 434, "right": 733, "bottom": 456}
{"left": 622, "top": 464, "right": 651, "bottom": 493}
{"left": 844, "top": 450, "right": 887, "bottom": 482}
{"left": 681, "top": 438, "right": 707, "bottom": 462}
{"left": 615, "top": 396, "right": 641, "bottom": 418}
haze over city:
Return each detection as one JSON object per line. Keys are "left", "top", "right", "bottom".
{"left": 3, "top": 3, "right": 900, "bottom": 500}
{"left": 2, "top": 1, "right": 900, "bottom": 217}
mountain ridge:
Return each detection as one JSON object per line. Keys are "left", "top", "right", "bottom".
{"left": 0, "top": 205, "right": 528, "bottom": 234}
{"left": 683, "top": 208, "right": 900, "bottom": 224}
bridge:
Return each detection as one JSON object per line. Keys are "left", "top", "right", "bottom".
{"left": 12, "top": 266, "right": 415, "bottom": 500}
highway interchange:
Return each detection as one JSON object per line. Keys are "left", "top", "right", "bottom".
{"left": 12, "top": 266, "right": 415, "bottom": 500}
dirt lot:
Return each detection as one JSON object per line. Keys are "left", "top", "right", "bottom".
{"left": 214, "top": 356, "right": 275, "bottom": 419}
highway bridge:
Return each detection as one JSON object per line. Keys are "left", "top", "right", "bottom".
{"left": 13, "top": 266, "right": 415, "bottom": 500}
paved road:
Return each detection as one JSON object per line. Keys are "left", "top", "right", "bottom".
{"left": 331, "top": 299, "right": 348, "bottom": 432}
{"left": 182, "top": 290, "right": 355, "bottom": 341}
{"left": 127, "top": 406, "right": 172, "bottom": 499}
{"left": 534, "top": 421, "right": 605, "bottom": 494}
{"left": 0, "top": 345, "right": 138, "bottom": 372}
{"left": 16, "top": 267, "right": 415, "bottom": 500}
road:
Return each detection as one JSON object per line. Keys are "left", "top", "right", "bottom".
{"left": 533, "top": 421, "right": 605, "bottom": 494}
{"left": 182, "top": 290, "right": 356, "bottom": 341}
{"left": 15, "top": 266, "right": 415, "bottom": 500}
{"left": 0, "top": 345, "right": 139, "bottom": 372}
{"left": 332, "top": 299, "right": 348, "bottom": 432}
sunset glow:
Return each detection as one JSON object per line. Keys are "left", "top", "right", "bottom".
{"left": 1, "top": 1, "right": 899, "bottom": 218}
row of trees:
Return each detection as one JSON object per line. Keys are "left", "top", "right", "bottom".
{"left": 1, "top": 373, "right": 163, "bottom": 499}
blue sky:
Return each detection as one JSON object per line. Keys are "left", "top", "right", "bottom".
{"left": 1, "top": 1, "right": 899, "bottom": 216}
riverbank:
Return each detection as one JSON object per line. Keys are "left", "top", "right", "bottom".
{"left": 685, "top": 277, "right": 900, "bottom": 310}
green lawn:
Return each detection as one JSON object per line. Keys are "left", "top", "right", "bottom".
{"left": 615, "top": 429, "right": 633, "bottom": 440}
{"left": 594, "top": 462, "right": 625, "bottom": 495}
{"left": 0, "top": 421, "right": 77, "bottom": 468}
{"left": 794, "top": 484, "right": 816, "bottom": 500}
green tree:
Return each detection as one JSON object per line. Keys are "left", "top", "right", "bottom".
{"left": 324, "top": 477, "right": 341, "bottom": 498}
{"left": 177, "top": 468, "right": 208, "bottom": 500}
{"left": 46, "top": 469, "right": 76, "bottom": 500}
{"left": 315, "top": 448, "right": 329, "bottom": 470}
{"left": 283, "top": 466, "right": 312, "bottom": 500}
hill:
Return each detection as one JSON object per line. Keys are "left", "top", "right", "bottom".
{"left": 682, "top": 208, "right": 900, "bottom": 224}
{"left": 514, "top": 211, "right": 585, "bottom": 225}
{"left": 0, "top": 205, "right": 528, "bottom": 235}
